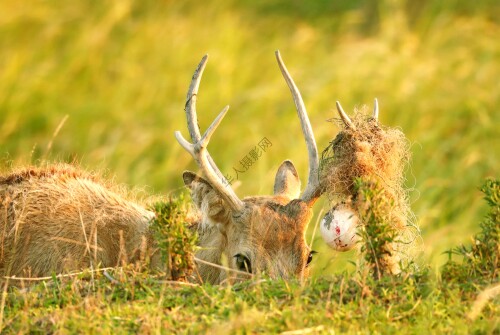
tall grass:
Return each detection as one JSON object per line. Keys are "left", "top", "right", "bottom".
{"left": 0, "top": 0, "right": 498, "bottom": 275}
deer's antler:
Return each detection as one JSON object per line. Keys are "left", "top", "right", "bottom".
{"left": 275, "top": 51, "right": 323, "bottom": 205}
{"left": 335, "top": 101, "right": 356, "bottom": 130}
{"left": 175, "top": 55, "right": 244, "bottom": 213}
{"left": 336, "top": 98, "right": 379, "bottom": 128}
{"left": 372, "top": 98, "right": 379, "bottom": 121}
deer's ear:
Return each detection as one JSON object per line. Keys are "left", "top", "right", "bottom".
{"left": 182, "top": 171, "right": 231, "bottom": 225}
{"left": 273, "top": 160, "right": 301, "bottom": 199}
{"left": 182, "top": 171, "right": 198, "bottom": 186}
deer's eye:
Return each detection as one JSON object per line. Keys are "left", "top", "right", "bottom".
{"left": 307, "top": 251, "right": 317, "bottom": 266}
{"left": 234, "top": 254, "right": 252, "bottom": 273}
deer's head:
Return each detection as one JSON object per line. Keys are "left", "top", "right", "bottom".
{"left": 175, "top": 52, "right": 325, "bottom": 283}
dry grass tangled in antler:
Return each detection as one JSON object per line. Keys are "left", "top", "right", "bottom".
{"left": 320, "top": 106, "right": 419, "bottom": 270}
{"left": 320, "top": 108, "right": 410, "bottom": 225}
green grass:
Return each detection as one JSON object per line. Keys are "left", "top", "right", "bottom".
{"left": 0, "top": 0, "right": 499, "bottom": 333}
{"left": 1, "top": 179, "right": 498, "bottom": 333}
{"left": 149, "top": 197, "right": 197, "bottom": 281}
{"left": 0, "top": 263, "right": 497, "bottom": 333}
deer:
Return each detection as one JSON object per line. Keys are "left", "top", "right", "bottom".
{"left": 176, "top": 51, "right": 325, "bottom": 283}
{"left": 0, "top": 51, "right": 374, "bottom": 284}
{"left": 177, "top": 52, "right": 383, "bottom": 283}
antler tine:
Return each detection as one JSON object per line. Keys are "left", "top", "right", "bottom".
{"left": 373, "top": 98, "right": 379, "bottom": 120}
{"left": 184, "top": 55, "right": 207, "bottom": 142}
{"left": 175, "top": 106, "right": 230, "bottom": 152}
{"left": 335, "top": 101, "right": 356, "bottom": 130}
{"left": 177, "top": 56, "right": 244, "bottom": 213}
{"left": 184, "top": 55, "right": 225, "bottom": 180}
{"left": 275, "top": 50, "right": 322, "bottom": 204}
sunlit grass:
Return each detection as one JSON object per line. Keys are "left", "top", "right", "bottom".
{"left": 0, "top": 0, "right": 498, "bottom": 277}
{"left": 1, "top": 1, "right": 499, "bottom": 333}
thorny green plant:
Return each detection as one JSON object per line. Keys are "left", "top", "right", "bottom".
{"left": 442, "top": 179, "right": 499, "bottom": 291}
{"left": 149, "top": 196, "right": 197, "bottom": 281}
{"left": 354, "top": 178, "right": 402, "bottom": 279}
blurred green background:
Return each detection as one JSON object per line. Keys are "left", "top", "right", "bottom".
{"left": 1, "top": 0, "right": 498, "bottom": 275}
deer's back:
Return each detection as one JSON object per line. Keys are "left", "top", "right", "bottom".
{"left": 0, "top": 165, "right": 154, "bottom": 277}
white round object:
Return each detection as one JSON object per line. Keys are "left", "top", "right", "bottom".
{"left": 320, "top": 205, "right": 359, "bottom": 252}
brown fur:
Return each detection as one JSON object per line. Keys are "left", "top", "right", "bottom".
{"left": 0, "top": 161, "right": 315, "bottom": 283}
{"left": 0, "top": 164, "right": 157, "bottom": 278}
{"left": 184, "top": 160, "right": 314, "bottom": 284}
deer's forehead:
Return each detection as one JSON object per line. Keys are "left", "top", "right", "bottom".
{"left": 235, "top": 206, "right": 310, "bottom": 245}
{"left": 231, "top": 221, "right": 308, "bottom": 256}
{"left": 243, "top": 196, "right": 310, "bottom": 217}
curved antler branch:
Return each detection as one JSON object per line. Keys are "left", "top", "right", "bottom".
{"left": 335, "top": 101, "right": 356, "bottom": 130}
{"left": 184, "top": 55, "right": 226, "bottom": 181}
{"left": 275, "top": 50, "right": 322, "bottom": 204}
{"left": 184, "top": 55, "right": 207, "bottom": 142}
{"left": 176, "top": 56, "right": 244, "bottom": 213}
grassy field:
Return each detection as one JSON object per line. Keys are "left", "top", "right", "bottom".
{"left": 0, "top": 269, "right": 496, "bottom": 334}
{"left": 0, "top": 179, "right": 497, "bottom": 333}
{"left": 1, "top": 0, "right": 499, "bottom": 333}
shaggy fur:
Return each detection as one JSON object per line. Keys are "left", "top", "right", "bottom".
{"left": 0, "top": 165, "right": 156, "bottom": 278}
{"left": 0, "top": 161, "right": 315, "bottom": 283}
{"left": 184, "top": 160, "right": 314, "bottom": 284}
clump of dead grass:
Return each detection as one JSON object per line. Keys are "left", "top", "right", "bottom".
{"left": 319, "top": 106, "right": 419, "bottom": 272}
